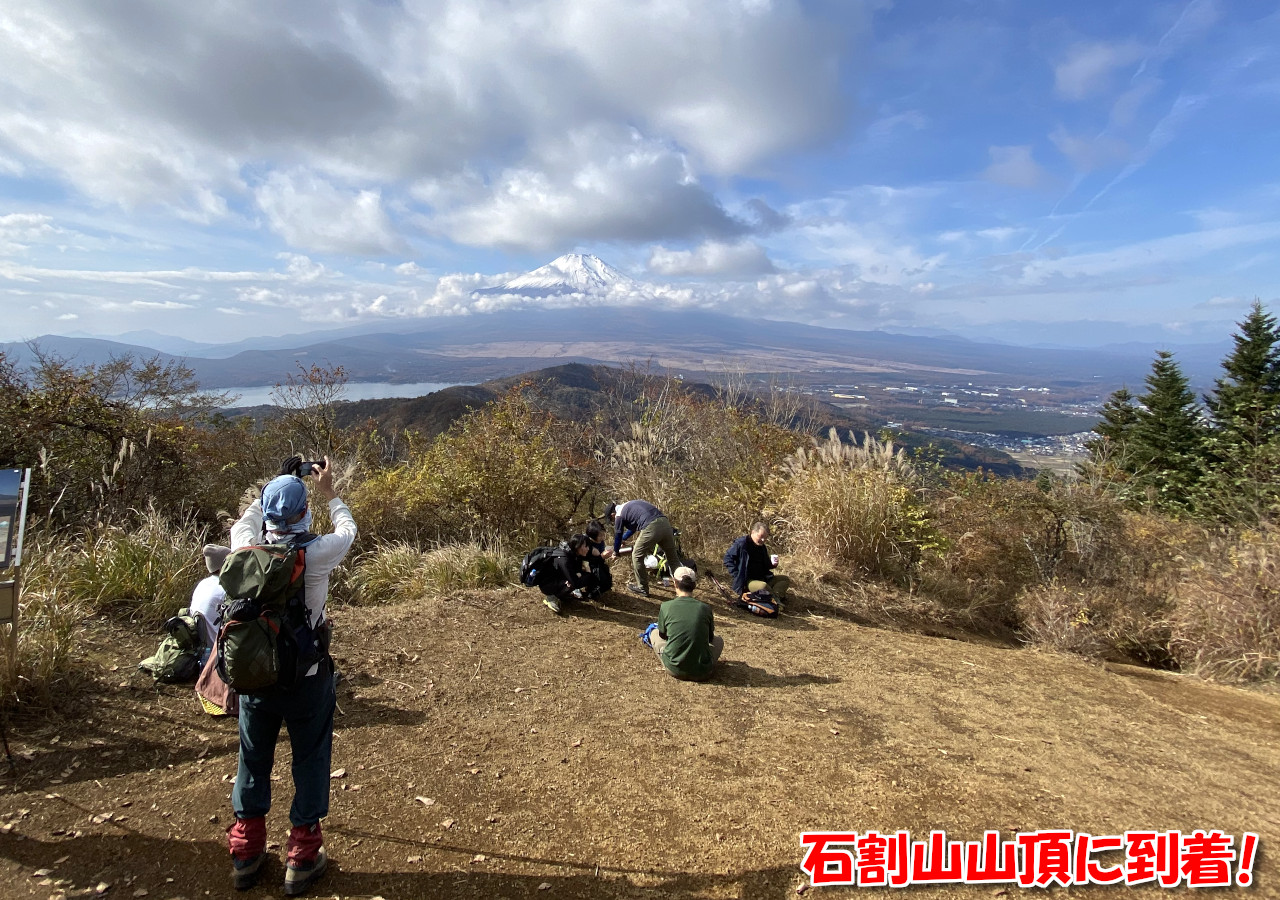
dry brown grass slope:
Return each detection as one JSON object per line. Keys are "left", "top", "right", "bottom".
{"left": 0, "top": 583, "right": 1276, "bottom": 899}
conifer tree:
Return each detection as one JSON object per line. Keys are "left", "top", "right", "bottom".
{"left": 1201, "top": 300, "right": 1280, "bottom": 520}
{"left": 1130, "top": 350, "right": 1206, "bottom": 512}
{"left": 1081, "top": 387, "right": 1140, "bottom": 487}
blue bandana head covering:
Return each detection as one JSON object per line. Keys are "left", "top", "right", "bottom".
{"left": 261, "top": 475, "right": 310, "bottom": 538}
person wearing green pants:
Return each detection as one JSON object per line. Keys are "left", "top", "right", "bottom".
{"left": 602, "top": 500, "right": 683, "bottom": 597}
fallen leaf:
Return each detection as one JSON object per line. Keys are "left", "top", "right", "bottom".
{"left": 441, "top": 818, "right": 455, "bottom": 829}
{"left": 407, "top": 855, "right": 422, "bottom": 864}
{"left": 133, "top": 890, "right": 149, "bottom": 897}
{"left": 572, "top": 739, "right": 582, "bottom": 748}
{"left": 32, "top": 869, "right": 52, "bottom": 877}
{"left": 330, "top": 768, "right": 347, "bottom": 779}
{"left": 414, "top": 797, "right": 435, "bottom": 807}
{"left": 471, "top": 854, "right": 486, "bottom": 863}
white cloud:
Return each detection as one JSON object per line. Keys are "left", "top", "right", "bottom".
{"left": 255, "top": 172, "right": 405, "bottom": 255}
{"left": 1050, "top": 127, "right": 1131, "bottom": 173}
{"left": 0, "top": 212, "right": 60, "bottom": 254}
{"left": 982, "top": 146, "right": 1048, "bottom": 190}
{"left": 648, "top": 240, "right": 776, "bottom": 277}
{"left": 1054, "top": 41, "right": 1145, "bottom": 101}
{"left": 426, "top": 127, "right": 746, "bottom": 251}
{"left": 0, "top": 1, "right": 848, "bottom": 251}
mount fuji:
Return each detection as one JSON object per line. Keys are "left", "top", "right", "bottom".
{"left": 475, "top": 253, "right": 642, "bottom": 299}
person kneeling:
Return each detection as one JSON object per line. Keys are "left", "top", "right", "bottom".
{"left": 648, "top": 567, "right": 722, "bottom": 681}
{"left": 539, "top": 534, "right": 594, "bottom": 614}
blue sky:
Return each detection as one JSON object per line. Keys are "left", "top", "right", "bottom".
{"left": 0, "top": 0, "right": 1277, "bottom": 346}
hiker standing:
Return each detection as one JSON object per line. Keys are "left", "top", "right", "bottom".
{"left": 645, "top": 566, "right": 723, "bottom": 681}
{"left": 225, "top": 456, "right": 356, "bottom": 895}
{"left": 602, "top": 500, "right": 683, "bottom": 598}
{"left": 724, "top": 522, "right": 790, "bottom": 604}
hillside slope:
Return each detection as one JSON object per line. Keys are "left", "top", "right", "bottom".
{"left": 0, "top": 582, "right": 1274, "bottom": 898}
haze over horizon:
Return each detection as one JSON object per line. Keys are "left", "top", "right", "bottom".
{"left": 1, "top": 1, "right": 1278, "bottom": 348}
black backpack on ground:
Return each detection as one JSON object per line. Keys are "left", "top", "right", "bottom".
{"left": 520, "top": 546, "right": 565, "bottom": 588}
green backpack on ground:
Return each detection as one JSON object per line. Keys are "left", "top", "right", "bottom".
{"left": 215, "top": 538, "right": 321, "bottom": 695}
{"left": 138, "top": 608, "right": 203, "bottom": 684}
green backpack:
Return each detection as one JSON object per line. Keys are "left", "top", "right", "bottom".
{"left": 138, "top": 608, "right": 203, "bottom": 684}
{"left": 215, "top": 537, "right": 322, "bottom": 695}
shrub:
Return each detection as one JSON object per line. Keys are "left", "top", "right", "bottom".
{"left": 607, "top": 394, "right": 800, "bottom": 557}
{"left": 348, "top": 391, "right": 589, "bottom": 548}
{"left": 347, "top": 542, "right": 515, "bottom": 605}
{"left": 1171, "top": 530, "right": 1280, "bottom": 681}
{"left": 778, "top": 430, "right": 936, "bottom": 580}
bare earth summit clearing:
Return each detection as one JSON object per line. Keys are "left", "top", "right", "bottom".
{"left": 0, "top": 582, "right": 1277, "bottom": 898}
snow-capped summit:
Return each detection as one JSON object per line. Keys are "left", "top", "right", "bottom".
{"left": 479, "top": 253, "right": 635, "bottom": 298}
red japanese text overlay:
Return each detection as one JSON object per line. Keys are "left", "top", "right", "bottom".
{"left": 799, "top": 830, "right": 1260, "bottom": 889}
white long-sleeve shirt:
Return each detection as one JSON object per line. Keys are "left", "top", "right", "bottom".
{"left": 229, "top": 496, "right": 358, "bottom": 627}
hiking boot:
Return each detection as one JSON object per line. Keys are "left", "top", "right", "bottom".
{"left": 227, "top": 816, "right": 268, "bottom": 891}
{"left": 284, "top": 824, "right": 328, "bottom": 896}
{"left": 627, "top": 583, "right": 649, "bottom": 597}
{"left": 232, "top": 851, "right": 268, "bottom": 891}
{"left": 543, "top": 595, "right": 563, "bottom": 614}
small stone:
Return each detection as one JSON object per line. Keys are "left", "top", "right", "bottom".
{"left": 471, "top": 854, "right": 486, "bottom": 863}
{"left": 94, "top": 882, "right": 110, "bottom": 895}
{"left": 441, "top": 818, "right": 455, "bottom": 829}
{"left": 208, "top": 815, "right": 219, "bottom": 824}
{"left": 33, "top": 869, "right": 53, "bottom": 877}
{"left": 415, "top": 796, "right": 435, "bottom": 806}
{"left": 132, "top": 890, "right": 148, "bottom": 897}
{"left": 407, "top": 855, "right": 422, "bottom": 864}
{"left": 572, "top": 738, "right": 582, "bottom": 748}
{"left": 330, "top": 768, "right": 346, "bottom": 779}
{"left": 538, "top": 883, "right": 552, "bottom": 891}
{"left": 796, "top": 884, "right": 809, "bottom": 894}
{"left": 468, "top": 768, "right": 480, "bottom": 775}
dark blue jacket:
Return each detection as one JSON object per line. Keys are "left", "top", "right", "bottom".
{"left": 613, "top": 500, "right": 664, "bottom": 552}
{"left": 724, "top": 535, "right": 773, "bottom": 596}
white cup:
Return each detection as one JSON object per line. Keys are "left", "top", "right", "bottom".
{"left": 770, "top": 554, "right": 779, "bottom": 566}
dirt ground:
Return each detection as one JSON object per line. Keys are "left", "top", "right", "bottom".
{"left": 0, "top": 580, "right": 1277, "bottom": 899}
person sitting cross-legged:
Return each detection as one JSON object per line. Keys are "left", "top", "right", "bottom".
{"left": 648, "top": 566, "right": 723, "bottom": 681}
{"left": 723, "top": 521, "right": 790, "bottom": 606}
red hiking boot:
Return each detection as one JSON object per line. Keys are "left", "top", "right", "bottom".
{"left": 284, "top": 823, "right": 328, "bottom": 896}
{"left": 227, "top": 816, "right": 268, "bottom": 891}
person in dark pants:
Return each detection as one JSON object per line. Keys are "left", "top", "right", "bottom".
{"left": 226, "top": 457, "right": 357, "bottom": 895}
{"left": 724, "top": 521, "right": 790, "bottom": 604}
{"left": 584, "top": 520, "right": 614, "bottom": 595}
{"left": 538, "top": 534, "right": 594, "bottom": 614}
{"left": 602, "top": 500, "right": 683, "bottom": 597}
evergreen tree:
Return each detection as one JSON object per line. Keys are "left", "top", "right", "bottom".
{"left": 1201, "top": 300, "right": 1280, "bottom": 520}
{"left": 1081, "top": 387, "right": 1140, "bottom": 487}
{"left": 1130, "top": 351, "right": 1206, "bottom": 512}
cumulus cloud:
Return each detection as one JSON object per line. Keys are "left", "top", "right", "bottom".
{"left": 0, "top": 1, "right": 850, "bottom": 252}
{"left": 255, "top": 172, "right": 405, "bottom": 255}
{"left": 648, "top": 240, "right": 776, "bottom": 277}
{"left": 1054, "top": 41, "right": 1145, "bottom": 101}
{"left": 425, "top": 127, "right": 748, "bottom": 251}
{"left": 0, "top": 213, "right": 61, "bottom": 254}
{"left": 982, "top": 145, "right": 1048, "bottom": 190}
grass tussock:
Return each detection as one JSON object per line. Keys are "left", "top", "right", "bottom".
{"left": 1171, "top": 529, "right": 1280, "bottom": 681}
{"left": 348, "top": 542, "right": 516, "bottom": 606}
{"left": 779, "top": 431, "right": 936, "bottom": 580}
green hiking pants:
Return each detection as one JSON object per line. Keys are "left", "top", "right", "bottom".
{"left": 748, "top": 575, "right": 790, "bottom": 601}
{"left": 633, "top": 516, "right": 681, "bottom": 592}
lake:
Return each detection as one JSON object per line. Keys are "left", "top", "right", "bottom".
{"left": 218, "top": 382, "right": 463, "bottom": 408}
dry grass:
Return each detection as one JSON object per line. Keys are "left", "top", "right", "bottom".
{"left": 1171, "top": 529, "right": 1280, "bottom": 681}
{"left": 778, "top": 430, "right": 935, "bottom": 580}
{"left": 347, "top": 541, "right": 516, "bottom": 606}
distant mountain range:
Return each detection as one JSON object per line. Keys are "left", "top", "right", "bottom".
{"left": 4, "top": 253, "right": 1231, "bottom": 390}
